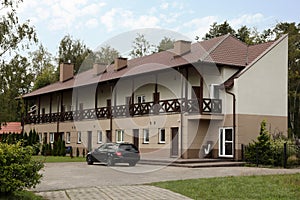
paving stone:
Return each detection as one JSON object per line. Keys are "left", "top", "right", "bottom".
{"left": 36, "top": 190, "right": 69, "bottom": 200}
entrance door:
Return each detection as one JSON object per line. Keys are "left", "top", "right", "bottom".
{"left": 87, "top": 131, "right": 92, "bottom": 152}
{"left": 171, "top": 127, "right": 179, "bottom": 157}
{"left": 133, "top": 129, "right": 139, "bottom": 149}
{"left": 106, "top": 130, "right": 112, "bottom": 143}
{"left": 219, "top": 128, "right": 234, "bottom": 158}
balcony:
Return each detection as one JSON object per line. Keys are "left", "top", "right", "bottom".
{"left": 24, "top": 98, "right": 222, "bottom": 124}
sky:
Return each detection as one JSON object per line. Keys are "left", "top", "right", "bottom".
{"left": 17, "top": 0, "right": 300, "bottom": 57}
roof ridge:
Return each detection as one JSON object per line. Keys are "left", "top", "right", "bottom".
{"left": 200, "top": 34, "right": 231, "bottom": 61}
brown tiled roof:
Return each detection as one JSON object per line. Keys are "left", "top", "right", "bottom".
{"left": 23, "top": 34, "right": 279, "bottom": 98}
{"left": 0, "top": 122, "right": 22, "bottom": 134}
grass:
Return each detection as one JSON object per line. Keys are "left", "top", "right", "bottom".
{"left": 151, "top": 173, "right": 300, "bottom": 200}
{"left": 0, "top": 190, "right": 43, "bottom": 200}
{"left": 33, "top": 155, "right": 86, "bottom": 163}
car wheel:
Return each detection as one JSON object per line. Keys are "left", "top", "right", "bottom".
{"left": 129, "top": 161, "right": 136, "bottom": 166}
{"left": 87, "top": 155, "right": 94, "bottom": 165}
{"left": 107, "top": 156, "right": 115, "bottom": 166}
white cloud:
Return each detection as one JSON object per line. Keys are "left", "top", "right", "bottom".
{"left": 183, "top": 16, "right": 219, "bottom": 40}
{"left": 85, "top": 18, "right": 98, "bottom": 28}
{"left": 229, "top": 13, "right": 265, "bottom": 29}
{"left": 160, "top": 2, "right": 169, "bottom": 10}
{"left": 100, "top": 8, "right": 160, "bottom": 32}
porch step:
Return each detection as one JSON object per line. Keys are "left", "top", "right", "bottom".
{"left": 138, "top": 158, "right": 245, "bottom": 168}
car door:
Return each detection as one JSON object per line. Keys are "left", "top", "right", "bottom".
{"left": 93, "top": 144, "right": 106, "bottom": 161}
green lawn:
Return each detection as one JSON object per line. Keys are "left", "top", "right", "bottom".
{"left": 33, "top": 155, "right": 86, "bottom": 163}
{"left": 151, "top": 173, "right": 300, "bottom": 200}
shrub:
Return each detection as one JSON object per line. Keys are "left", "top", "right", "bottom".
{"left": 0, "top": 142, "right": 44, "bottom": 194}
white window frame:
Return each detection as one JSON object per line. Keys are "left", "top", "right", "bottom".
{"left": 137, "top": 95, "right": 146, "bottom": 103}
{"left": 219, "top": 127, "right": 234, "bottom": 158}
{"left": 66, "top": 132, "right": 71, "bottom": 144}
{"left": 143, "top": 129, "right": 149, "bottom": 144}
{"left": 50, "top": 133, "right": 54, "bottom": 144}
{"left": 210, "top": 84, "right": 220, "bottom": 99}
{"left": 158, "top": 128, "right": 166, "bottom": 144}
{"left": 97, "top": 130, "right": 102, "bottom": 144}
{"left": 116, "top": 130, "right": 124, "bottom": 143}
{"left": 77, "top": 131, "right": 82, "bottom": 144}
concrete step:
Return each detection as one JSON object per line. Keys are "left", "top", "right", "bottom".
{"left": 138, "top": 158, "right": 245, "bottom": 168}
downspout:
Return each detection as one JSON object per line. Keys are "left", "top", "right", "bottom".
{"left": 225, "top": 88, "right": 236, "bottom": 160}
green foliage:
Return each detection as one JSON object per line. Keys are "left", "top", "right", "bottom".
{"left": 0, "top": 142, "right": 44, "bottom": 194}
{"left": 157, "top": 37, "right": 175, "bottom": 52}
{"left": 245, "top": 120, "right": 274, "bottom": 165}
{"left": 58, "top": 34, "right": 92, "bottom": 74}
{"left": 94, "top": 45, "right": 120, "bottom": 65}
{"left": 202, "top": 21, "right": 236, "bottom": 40}
{"left": 129, "top": 33, "right": 155, "bottom": 58}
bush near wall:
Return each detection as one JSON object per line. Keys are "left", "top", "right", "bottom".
{"left": 0, "top": 142, "right": 44, "bottom": 194}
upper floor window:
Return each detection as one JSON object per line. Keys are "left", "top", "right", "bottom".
{"left": 137, "top": 95, "right": 145, "bottom": 103}
{"left": 116, "top": 130, "right": 124, "bottom": 143}
{"left": 210, "top": 84, "right": 220, "bottom": 99}
{"left": 159, "top": 128, "right": 165, "bottom": 144}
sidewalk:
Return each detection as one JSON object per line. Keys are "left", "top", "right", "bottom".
{"left": 36, "top": 185, "right": 192, "bottom": 200}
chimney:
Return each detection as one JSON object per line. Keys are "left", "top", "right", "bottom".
{"left": 60, "top": 63, "right": 74, "bottom": 82}
{"left": 174, "top": 40, "right": 192, "bottom": 55}
{"left": 114, "top": 57, "right": 127, "bottom": 71}
{"left": 93, "top": 63, "right": 107, "bottom": 75}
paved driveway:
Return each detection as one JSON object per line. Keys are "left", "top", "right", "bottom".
{"left": 33, "top": 162, "right": 300, "bottom": 199}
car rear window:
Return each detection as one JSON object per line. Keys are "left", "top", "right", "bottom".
{"left": 119, "top": 144, "right": 138, "bottom": 152}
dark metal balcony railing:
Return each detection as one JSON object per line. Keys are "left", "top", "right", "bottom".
{"left": 24, "top": 98, "right": 222, "bottom": 124}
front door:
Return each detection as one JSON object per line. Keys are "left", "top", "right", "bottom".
{"left": 133, "top": 129, "right": 139, "bottom": 149}
{"left": 87, "top": 131, "right": 92, "bottom": 152}
{"left": 171, "top": 127, "right": 179, "bottom": 157}
{"left": 219, "top": 128, "right": 234, "bottom": 158}
{"left": 106, "top": 130, "right": 112, "bottom": 143}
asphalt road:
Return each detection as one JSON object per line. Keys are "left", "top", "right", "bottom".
{"left": 33, "top": 162, "right": 300, "bottom": 192}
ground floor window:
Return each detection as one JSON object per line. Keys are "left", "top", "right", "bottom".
{"left": 116, "top": 130, "right": 124, "bottom": 143}
{"left": 143, "top": 129, "right": 149, "bottom": 144}
{"left": 66, "top": 132, "right": 71, "bottom": 144}
{"left": 50, "top": 133, "right": 54, "bottom": 144}
{"left": 97, "top": 130, "right": 102, "bottom": 143}
{"left": 219, "top": 127, "right": 234, "bottom": 158}
{"left": 158, "top": 128, "right": 165, "bottom": 143}
{"left": 38, "top": 133, "right": 42, "bottom": 143}
{"left": 77, "top": 131, "right": 82, "bottom": 144}
{"left": 43, "top": 132, "right": 47, "bottom": 143}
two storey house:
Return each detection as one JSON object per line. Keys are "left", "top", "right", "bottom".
{"left": 22, "top": 34, "right": 288, "bottom": 160}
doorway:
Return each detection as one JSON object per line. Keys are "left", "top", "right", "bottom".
{"left": 171, "top": 127, "right": 179, "bottom": 157}
{"left": 219, "top": 127, "right": 234, "bottom": 158}
{"left": 87, "top": 131, "right": 92, "bottom": 152}
{"left": 133, "top": 129, "right": 139, "bottom": 149}
{"left": 106, "top": 130, "right": 112, "bottom": 143}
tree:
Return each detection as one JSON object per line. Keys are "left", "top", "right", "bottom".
{"left": 0, "top": 0, "right": 37, "bottom": 57}
{"left": 94, "top": 45, "right": 120, "bottom": 65}
{"left": 272, "top": 22, "right": 300, "bottom": 138}
{"left": 129, "top": 33, "right": 155, "bottom": 58}
{"left": 236, "top": 25, "right": 253, "bottom": 44}
{"left": 58, "top": 35, "right": 92, "bottom": 74}
{"left": 157, "top": 37, "right": 175, "bottom": 52}
{"left": 202, "top": 21, "right": 236, "bottom": 40}
{"left": 0, "top": 0, "right": 37, "bottom": 124}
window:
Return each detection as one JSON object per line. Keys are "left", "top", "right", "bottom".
{"left": 66, "top": 132, "right": 71, "bottom": 144}
{"left": 159, "top": 128, "right": 165, "bottom": 144}
{"left": 116, "top": 130, "right": 124, "bottom": 143}
{"left": 137, "top": 95, "right": 145, "bottom": 103}
{"left": 50, "top": 133, "right": 54, "bottom": 144}
{"left": 97, "top": 130, "right": 102, "bottom": 143}
{"left": 77, "top": 131, "right": 82, "bottom": 144}
{"left": 210, "top": 84, "right": 220, "bottom": 99}
{"left": 38, "top": 133, "right": 42, "bottom": 143}
{"left": 143, "top": 129, "right": 149, "bottom": 144}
